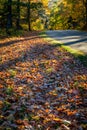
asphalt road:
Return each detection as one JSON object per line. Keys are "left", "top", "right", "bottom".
{"left": 46, "top": 30, "right": 87, "bottom": 54}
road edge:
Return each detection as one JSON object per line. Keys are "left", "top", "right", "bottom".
{"left": 39, "top": 31, "right": 87, "bottom": 67}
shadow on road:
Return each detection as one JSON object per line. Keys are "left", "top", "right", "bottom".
{"left": 46, "top": 30, "right": 87, "bottom": 54}
{"left": 63, "top": 38, "right": 87, "bottom": 45}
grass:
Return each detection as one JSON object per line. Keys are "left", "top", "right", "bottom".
{"left": 40, "top": 32, "right": 87, "bottom": 67}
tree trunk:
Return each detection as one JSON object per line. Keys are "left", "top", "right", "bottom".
{"left": 27, "top": 0, "right": 31, "bottom": 31}
{"left": 6, "top": 0, "right": 12, "bottom": 33}
{"left": 83, "top": 0, "right": 87, "bottom": 26}
{"left": 85, "top": 0, "right": 87, "bottom": 25}
{"left": 16, "top": 0, "right": 21, "bottom": 29}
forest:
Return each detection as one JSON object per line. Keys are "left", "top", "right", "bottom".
{"left": 0, "top": 0, "right": 87, "bottom": 130}
{"left": 0, "top": 0, "right": 87, "bottom": 34}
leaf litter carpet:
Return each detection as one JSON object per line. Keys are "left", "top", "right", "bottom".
{"left": 0, "top": 32, "right": 87, "bottom": 130}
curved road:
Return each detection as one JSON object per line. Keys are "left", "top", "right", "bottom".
{"left": 46, "top": 30, "right": 87, "bottom": 54}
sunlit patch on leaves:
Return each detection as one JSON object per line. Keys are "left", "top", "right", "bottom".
{"left": 8, "top": 69, "right": 17, "bottom": 78}
{"left": 0, "top": 101, "right": 4, "bottom": 109}
{"left": 45, "top": 67, "right": 54, "bottom": 74}
{"left": 49, "top": 90, "right": 58, "bottom": 96}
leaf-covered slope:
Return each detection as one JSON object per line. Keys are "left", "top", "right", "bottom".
{"left": 0, "top": 31, "right": 87, "bottom": 130}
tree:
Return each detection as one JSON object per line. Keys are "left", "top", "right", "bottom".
{"left": 16, "top": 0, "right": 21, "bottom": 29}
{"left": 27, "top": 0, "right": 31, "bottom": 31}
{"left": 49, "top": 0, "right": 86, "bottom": 30}
{"left": 83, "top": 0, "right": 87, "bottom": 26}
{"left": 0, "top": 0, "right": 6, "bottom": 28}
{"left": 6, "top": 0, "right": 12, "bottom": 33}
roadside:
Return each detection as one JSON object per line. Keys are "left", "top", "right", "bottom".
{"left": 46, "top": 30, "right": 87, "bottom": 54}
{"left": 40, "top": 31, "right": 87, "bottom": 67}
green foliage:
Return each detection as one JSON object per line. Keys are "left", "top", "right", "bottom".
{"left": 77, "top": 54, "right": 87, "bottom": 67}
{"left": 5, "top": 86, "right": 13, "bottom": 95}
{"left": 3, "top": 101, "right": 11, "bottom": 111}
{"left": 0, "top": 28, "right": 24, "bottom": 38}
{"left": 8, "top": 69, "right": 17, "bottom": 78}
{"left": 45, "top": 67, "right": 54, "bottom": 75}
{"left": 49, "top": 0, "right": 86, "bottom": 30}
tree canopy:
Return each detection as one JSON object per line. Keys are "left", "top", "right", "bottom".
{"left": 0, "top": 0, "right": 87, "bottom": 33}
